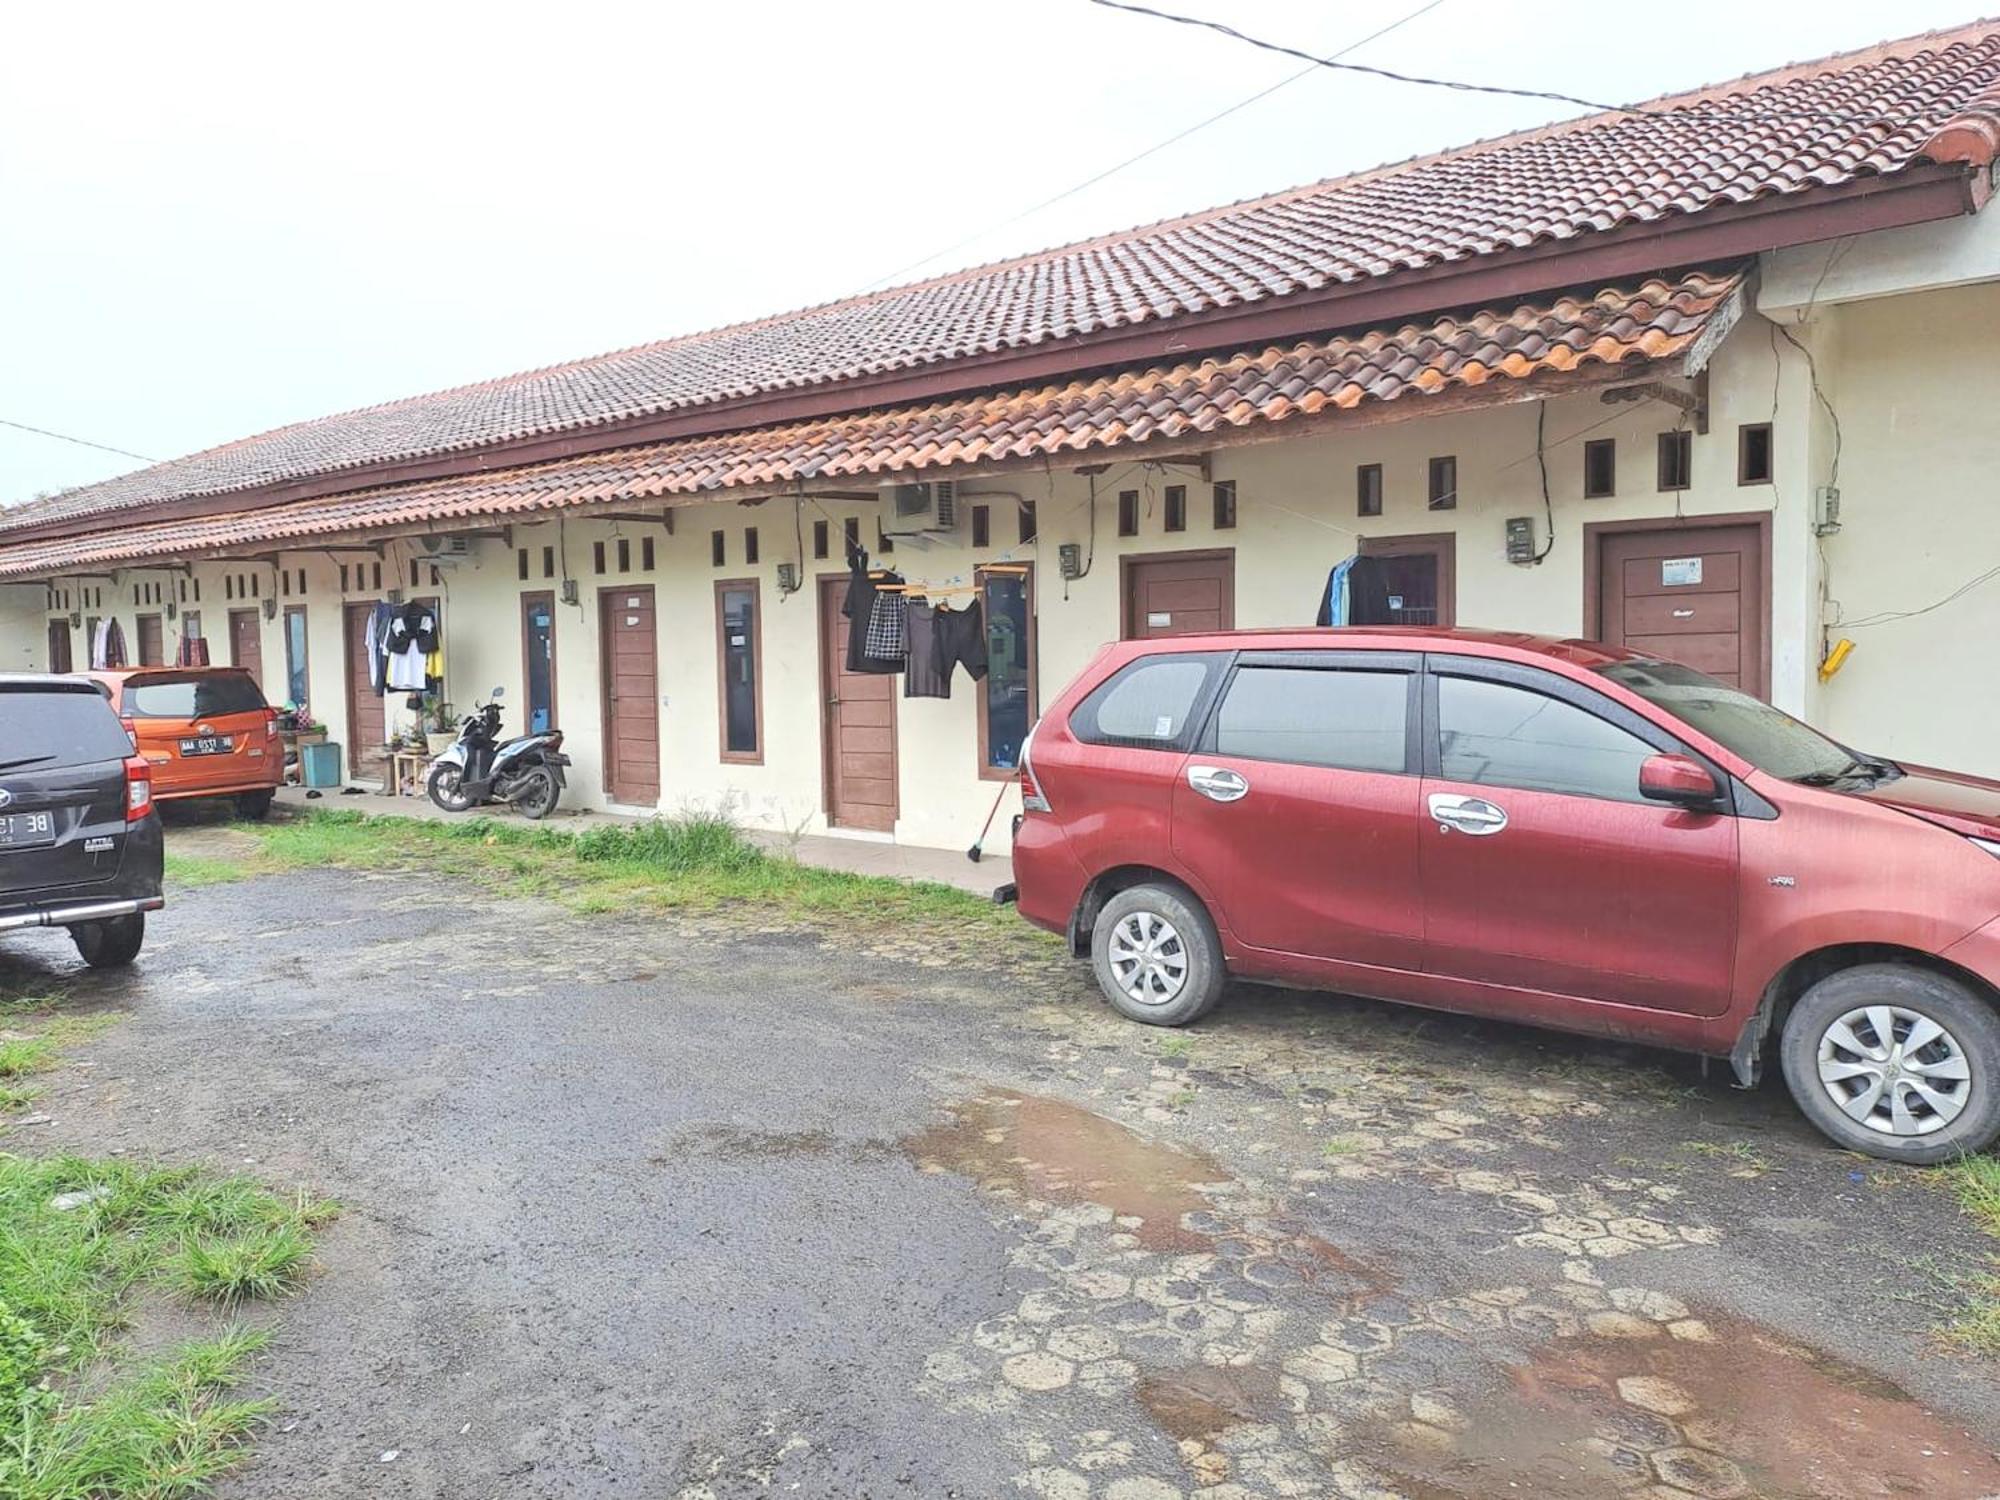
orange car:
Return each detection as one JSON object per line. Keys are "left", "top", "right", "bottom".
{"left": 86, "top": 667, "right": 284, "bottom": 819}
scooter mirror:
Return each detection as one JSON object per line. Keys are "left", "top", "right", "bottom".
{"left": 491, "top": 686, "right": 505, "bottom": 698}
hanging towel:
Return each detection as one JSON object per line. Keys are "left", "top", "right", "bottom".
{"left": 1315, "top": 556, "right": 1359, "bottom": 627}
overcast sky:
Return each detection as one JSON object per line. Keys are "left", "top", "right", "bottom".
{"left": 0, "top": 0, "right": 1981, "bottom": 504}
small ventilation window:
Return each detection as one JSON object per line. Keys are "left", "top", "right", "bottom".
{"left": 843, "top": 517, "right": 861, "bottom": 556}
{"left": 542, "top": 546, "right": 555, "bottom": 579}
{"left": 1657, "top": 430, "right": 1692, "bottom": 492}
{"left": 593, "top": 541, "right": 607, "bottom": 575}
{"left": 711, "top": 530, "right": 726, "bottom": 567}
{"left": 1163, "top": 486, "right": 1186, "bottom": 533}
{"left": 1018, "top": 500, "right": 1037, "bottom": 544}
{"left": 971, "top": 505, "right": 990, "bottom": 549}
{"left": 1427, "top": 456, "right": 1457, "bottom": 511}
{"left": 1118, "top": 490, "right": 1139, "bottom": 537}
{"left": 617, "top": 538, "right": 631, "bottom": 573}
{"left": 642, "top": 536, "right": 655, "bottom": 570}
{"left": 1357, "top": 464, "right": 1383, "bottom": 518}
{"left": 1583, "top": 438, "right": 1617, "bottom": 499}
{"left": 744, "top": 527, "right": 760, "bottom": 565}
{"left": 1738, "top": 423, "right": 1773, "bottom": 485}
{"left": 1212, "top": 481, "right": 1237, "bottom": 530}
{"left": 813, "top": 519, "right": 830, "bottom": 559}
{"left": 517, "top": 549, "right": 530, "bottom": 581}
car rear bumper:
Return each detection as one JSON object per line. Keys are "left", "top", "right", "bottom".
{"left": 1012, "top": 816, "right": 1089, "bottom": 937}
{"left": 155, "top": 776, "right": 283, "bottom": 801}
{"left": 0, "top": 894, "right": 164, "bottom": 932}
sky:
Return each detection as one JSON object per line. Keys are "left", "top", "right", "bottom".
{"left": 0, "top": 0, "right": 1985, "bottom": 504}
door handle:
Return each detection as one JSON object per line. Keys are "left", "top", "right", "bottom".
{"left": 1188, "top": 765, "right": 1250, "bottom": 803}
{"left": 1427, "top": 792, "right": 1508, "bottom": 835}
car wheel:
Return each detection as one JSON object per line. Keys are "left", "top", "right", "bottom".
{"left": 72, "top": 914, "right": 145, "bottom": 969}
{"left": 426, "top": 763, "right": 473, "bottom": 813}
{"left": 1090, "top": 883, "right": 1225, "bottom": 1027}
{"left": 235, "top": 790, "right": 274, "bottom": 821}
{"left": 1779, "top": 962, "right": 2000, "bottom": 1164}
{"left": 514, "top": 767, "right": 559, "bottom": 821}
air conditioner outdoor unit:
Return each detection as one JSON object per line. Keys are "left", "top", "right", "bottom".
{"left": 881, "top": 480, "right": 958, "bottom": 538}
{"left": 417, "top": 535, "right": 473, "bottom": 563}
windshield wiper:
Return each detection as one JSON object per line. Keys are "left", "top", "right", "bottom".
{"left": 0, "top": 754, "right": 56, "bottom": 772}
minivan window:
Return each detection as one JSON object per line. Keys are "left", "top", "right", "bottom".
{"left": 1438, "top": 675, "right": 1655, "bottom": 803}
{"left": 1213, "top": 666, "right": 1407, "bottom": 773}
{"left": 1073, "top": 657, "right": 1215, "bottom": 750}
{"left": 0, "top": 685, "right": 133, "bottom": 767}
{"left": 123, "top": 672, "right": 267, "bottom": 719}
{"left": 1595, "top": 658, "right": 1869, "bottom": 782}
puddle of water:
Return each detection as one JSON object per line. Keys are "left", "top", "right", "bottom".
{"left": 1365, "top": 1310, "right": 2000, "bottom": 1500}
{"left": 1136, "top": 1365, "right": 1281, "bottom": 1444}
{"left": 904, "top": 1090, "right": 1228, "bottom": 1253}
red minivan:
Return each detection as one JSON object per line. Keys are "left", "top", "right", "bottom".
{"left": 87, "top": 668, "right": 283, "bottom": 819}
{"left": 1012, "top": 628, "right": 2000, "bottom": 1163}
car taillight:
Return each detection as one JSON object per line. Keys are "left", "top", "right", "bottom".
{"left": 121, "top": 716, "right": 138, "bottom": 750}
{"left": 124, "top": 756, "right": 153, "bottom": 822}
{"left": 266, "top": 708, "right": 280, "bottom": 741}
{"left": 1019, "top": 723, "right": 1051, "bottom": 814}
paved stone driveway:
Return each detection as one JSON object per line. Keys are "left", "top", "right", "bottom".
{"left": 2, "top": 855, "right": 1996, "bottom": 1499}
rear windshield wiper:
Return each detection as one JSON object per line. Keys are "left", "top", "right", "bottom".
{"left": 0, "top": 754, "right": 56, "bottom": 772}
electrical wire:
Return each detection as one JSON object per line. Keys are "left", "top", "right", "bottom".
{"left": 1531, "top": 401, "right": 1554, "bottom": 563}
{"left": 1089, "top": 0, "right": 1923, "bottom": 129}
{"left": 0, "top": 417, "right": 156, "bottom": 464}
{"left": 856, "top": 0, "right": 1449, "bottom": 293}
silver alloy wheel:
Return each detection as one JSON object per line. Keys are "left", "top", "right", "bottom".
{"left": 1816, "top": 1003, "right": 1972, "bottom": 1136}
{"left": 1106, "top": 909, "right": 1189, "bottom": 1007}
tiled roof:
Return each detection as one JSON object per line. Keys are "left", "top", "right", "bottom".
{"left": 8, "top": 21, "right": 1995, "bottom": 544}
{"left": 0, "top": 271, "right": 1741, "bottom": 579}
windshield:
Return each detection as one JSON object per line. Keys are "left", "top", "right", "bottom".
{"left": 1594, "top": 659, "right": 1875, "bottom": 782}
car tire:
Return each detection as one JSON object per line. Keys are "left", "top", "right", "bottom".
{"left": 236, "top": 790, "right": 274, "bottom": 821}
{"left": 1090, "top": 883, "right": 1225, "bottom": 1027}
{"left": 72, "top": 913, "right": 145, "bottom": 969}
{"left": 1779, "top": 962, "right": 2000, "bottom": 1164}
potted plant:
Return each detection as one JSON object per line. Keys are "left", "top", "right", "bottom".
{"left": 291, "top": 706, "right": 327, "bottom": 746}
{"left": 423, "top": 695, "right": 457, "bottom": 754}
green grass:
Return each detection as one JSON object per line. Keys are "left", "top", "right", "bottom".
{"left": 1157, "top": 1034, "right": 1194, "bottom": 1060}
{"left": 1932, "top": 1154, "right": 2000, "bottom": 1353}
{"left": 0, "top": 1037, "right": 58, "bottom": 1080}
{"left": 186, "top": 809, "right": 1045, "bottom": 953}
{"left": 162, "top": 852, "right": 256, "bottom": 889}
{"left": 0, "top": 1155, "right": 330, "bottom": 1497}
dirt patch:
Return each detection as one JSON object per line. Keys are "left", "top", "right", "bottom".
{"left": 1363, "top": 1307, "right": 2000, "bottom": 1499}
{"left": 1136, "top": 1364, "right": 1283, "bottom": 1444}
{"left": 904, "top": 1089, "right": 1229, "bottom": 1253}
{"left": 663, "top": 1125, "right": 896, "bottom": 1164}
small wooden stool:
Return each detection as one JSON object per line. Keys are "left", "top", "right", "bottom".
{"left": 389, "top": 749, "right": 428, "bottom": 797}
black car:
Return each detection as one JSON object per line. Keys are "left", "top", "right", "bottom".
{"left": 0, "top": 674, "right": 164, "bottom": 967}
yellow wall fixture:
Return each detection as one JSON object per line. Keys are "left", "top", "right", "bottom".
{"left": 1819, "top": 637, "right": 1856, "bottom": 682}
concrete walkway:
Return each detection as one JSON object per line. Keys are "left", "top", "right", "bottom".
{"left": 272, "top": 784, "right": 1014, "bottom": 897}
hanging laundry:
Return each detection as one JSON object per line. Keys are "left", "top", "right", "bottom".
{"left": 1315, "top": 556, "right": 1359, "bottom": 627}
{"left": 938, "top": 600, "right": 987, "bottom": 685}
{"left": 365, "top": 601, "right": 396, "bottom": 695}
{"left": 902, "top": 602, "right": 947, "bottom": 699}
{"left": 1345, "top": 555, "right": 1395, "bottom": 626}
{"left": 841, "top": 548, "right": 904, "bottom": 674}
{"left": 176, "top": 633, "right": 210, "bottom": 667}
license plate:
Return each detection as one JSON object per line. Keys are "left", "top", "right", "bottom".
{"left": 178, "top": 736, "right": 234, "bottom": 756}
{"left": 0, "top": 811, "right": 55, "bottom": 849}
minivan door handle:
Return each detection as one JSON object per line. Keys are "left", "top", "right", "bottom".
{"left": 1187, "top": 765, "right": 1250, "bottom": 803}
{"left": 1428, "top": 792, "right": 1508, "bottom": 835}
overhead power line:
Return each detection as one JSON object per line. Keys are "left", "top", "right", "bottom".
{"left": 854, "top": 0, "right": 1450, "bottom": 294}
{"left": 1088, "top": 0, "right": 1911, "bottom": 129}
{"left": 0, "top": 416, "right": 155, "bottom": 464}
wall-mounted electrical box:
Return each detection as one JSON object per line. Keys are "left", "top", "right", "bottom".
{"left": 559, "top": 579, "right": 580, "bottom": 606}
{"left": 1814, "top": 485, "right": 1842, "bottom": 537}
{"left": 1504, "top": 517, "right": 1538, "bottom": 564}
{"left": 1058, "top": 542, "right": 1083, "bottom": 580}
{"left": 776, "top": 562, "right": 800, "bottom": 594}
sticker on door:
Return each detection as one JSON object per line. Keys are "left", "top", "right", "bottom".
{"left": 1661, "top": 557, "right": 1703, "bottom": 586}
{"left": 1148, "top": 612, "right": 1172, "bottom": 628}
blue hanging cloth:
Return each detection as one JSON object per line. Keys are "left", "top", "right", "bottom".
{"left": 1316, "top": 556, "right": 1358, "bottom": 626}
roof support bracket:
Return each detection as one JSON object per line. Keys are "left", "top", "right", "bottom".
{"left": 1598, "top": 371, "right": 1708, "bottom": 435}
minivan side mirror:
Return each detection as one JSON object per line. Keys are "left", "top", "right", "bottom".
{"left": 1639, "top": 752, "right": 1721, "bottom": 808}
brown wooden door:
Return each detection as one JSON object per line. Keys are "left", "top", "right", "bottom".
{"left": 135, "top": 614, "right": 164, "bottom": 666}
{"left": 599, "top": 586, "right": 660, "bottom": 805}
{"left": 344, "top": 602, "right": 385, "bottom": 779}
{"left": 1593, "top": 521, "right": 1768, "bottom": 695}
{"left": 819, "top": 576, "right": 897, "bottom": 832}
{"left": 229, "top": 608, "right": 264, "bottom": 688}
{"left": 1122, "top": 551, "right": 1234, "bottom": 639}
{"left": 46, "top": 619, "right": 71, "bottom": 673}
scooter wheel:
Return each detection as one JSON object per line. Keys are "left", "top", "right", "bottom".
{"left": 427, "top": 763, "right": 474, "bottom": 813}
{"left": 515, "top": 766, "right": 560, "bottom": 821}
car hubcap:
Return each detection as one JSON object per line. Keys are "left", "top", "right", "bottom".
{"left": 1108, "top": 911, "right": 1188, "bottom": 1006}
{"left": 1817, "top": 1003, "right": 1972, "bottom": 1136}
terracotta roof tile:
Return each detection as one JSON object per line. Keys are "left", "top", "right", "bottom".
{"left": 0, "top": 271, "right": 1741, "bottom": 579}
{"left": 7, "top": 24, "right": 1994, "bottom": 541}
